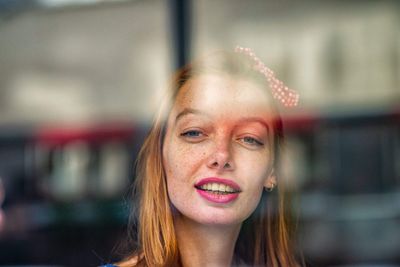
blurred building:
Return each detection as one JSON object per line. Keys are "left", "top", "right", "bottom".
{"left": 0, "top": 0, "right": 171, "bottom": 125}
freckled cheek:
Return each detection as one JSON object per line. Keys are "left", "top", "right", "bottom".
{"left": 165, "top": 142, "right": 209, "bottom": 182}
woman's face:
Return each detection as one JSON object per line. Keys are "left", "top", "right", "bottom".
{"left": 162, "top": 74, "right": 276, "bottom": 226}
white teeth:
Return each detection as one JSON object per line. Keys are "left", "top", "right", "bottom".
{"left": 198, "top": 183, "right": 238, "bottom": 193}
{"left": 225, "top": 185, "right": 235, "bottom": 192}
{"left": 211, "top": 183, "right": 219, "bottom": 191}
{"left": 219, "top": 184, "right": 226, "bottom": 192}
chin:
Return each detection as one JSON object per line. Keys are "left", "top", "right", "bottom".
{"left": 185, "top": 208, "right": 247, "bottom": 226}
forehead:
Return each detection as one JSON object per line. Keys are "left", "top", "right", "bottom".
{"left": 171, "top": 74, "right": 276, "bottom": 123}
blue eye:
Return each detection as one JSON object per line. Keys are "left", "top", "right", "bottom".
{"left": 242, "top": 136, "right": 264, "bottom": 146}
{"left": 181, "top": 130, "right": 202, "bottom": 137}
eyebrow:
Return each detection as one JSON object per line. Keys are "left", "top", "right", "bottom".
{"left": 235, "top": 117, "right": 270, "bottom": 133}
{"left": 175, "top": 108, "right": 210, "bottom": 124}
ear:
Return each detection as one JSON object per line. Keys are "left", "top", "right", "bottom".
{"left": 263, "top": 168, "right": 277, "bottom": 189}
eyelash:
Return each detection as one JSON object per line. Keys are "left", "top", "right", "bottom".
{"left": 180, "top": 130, "right": 204, "bottom": 138}
{"left": 241, "top": 136, "right": 264, "bottom": 147}
{"left": 180, "top": 130, "right": 264, "bottom": 147}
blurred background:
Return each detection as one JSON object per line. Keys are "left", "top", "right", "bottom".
{"left": 0, "top": 0, "right": 399, "bottom": 266}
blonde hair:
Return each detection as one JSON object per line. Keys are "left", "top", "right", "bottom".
{"left": 117, "top": 51, "right": 302, "bottom": 267}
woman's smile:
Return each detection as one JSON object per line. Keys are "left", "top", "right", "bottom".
{"left": 194, "top": 177, "right": 241, "bottom": 204}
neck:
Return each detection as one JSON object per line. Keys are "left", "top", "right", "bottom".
{"left": 174, "top": 216, "right": 242, "bottom": 267}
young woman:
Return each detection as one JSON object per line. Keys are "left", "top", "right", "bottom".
{"left": 105, "top": 47, "right": 301, "bottom": 267}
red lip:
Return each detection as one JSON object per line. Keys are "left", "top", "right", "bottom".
{"left": 194, "top": 177, "right": 241, "bottom": 204}
{"left": 195, "top": 177, "right": 241, "bottom": 191}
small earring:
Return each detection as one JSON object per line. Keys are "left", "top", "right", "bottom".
{"left": 265, "top": 183, "right": 276, "bottom": 192}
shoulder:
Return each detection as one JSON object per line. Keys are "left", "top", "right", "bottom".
{"left": 107, "top": 254, "right": 144, "bottom": 267}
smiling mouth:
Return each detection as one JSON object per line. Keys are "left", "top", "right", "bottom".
{"left": 195, "top": 177, "right": 241, "bottom": 203}
{"left": 194, "top": 183, "right": 241, "bottom": 194}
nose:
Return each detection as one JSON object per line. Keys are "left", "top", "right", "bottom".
{"left": 206, "top": 137, "right": 234, "bottom": 171}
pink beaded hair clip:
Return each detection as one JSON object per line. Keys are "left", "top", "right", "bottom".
{"left": 235, "top": 46, "right": 299, "bottom": 107}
